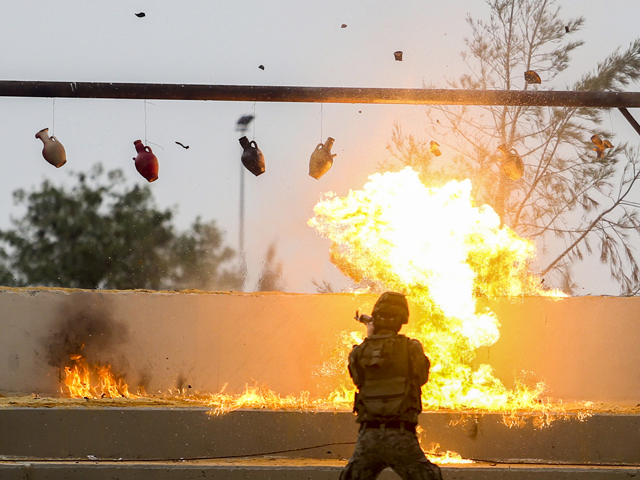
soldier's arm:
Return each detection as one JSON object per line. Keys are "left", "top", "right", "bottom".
{"left": 347, "top": 344, "right": 365, "bottom": 387}
{"left": 408, "top": 339, "right": 431, "bottom": 386}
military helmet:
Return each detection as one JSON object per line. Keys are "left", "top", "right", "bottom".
{"left": 371, "top": 291, "right": 409, "bottom": 325}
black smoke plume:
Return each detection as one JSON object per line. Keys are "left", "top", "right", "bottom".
{"left": 44, "top": 293, "right": 128, "bottom": 370}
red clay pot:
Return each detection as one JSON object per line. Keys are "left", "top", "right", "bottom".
{"left": 133, "top": 140, "right": 159, "bottom": 182}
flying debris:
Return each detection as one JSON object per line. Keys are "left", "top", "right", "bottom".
{"left": 341, "top": 24, "right": 347, "bottom": 28}
{"left": 135, "top": 12, "right": 146, "bottom": 17}
{"left": 565, "top": 25, "right": 570, "bottom": 33}
{"left": 394, "top": 51, "right": 403, "bottom": 61}
{"left": 429, "top": 140, "right": 441, "bottom": 157}
{"left": 236, "top": 115, "right": 255, "bottom": 134}
{"left": 591, "top": 134, "right": 614, "bottom": 158}
{"left": 175, "top": 141, "right": 189, "bottom": 149}
{"left": 524, "top": 70, "right": 541, "bottom": 84}
{"left": 258, "top": 65, "right": 265, "bottom": 70}
{"left": 497, "top": 144, "right": 524, "bottom": 180}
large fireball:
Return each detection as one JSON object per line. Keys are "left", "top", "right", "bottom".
{"left": 309, "top": 167, "right": 562, "bottom": 410}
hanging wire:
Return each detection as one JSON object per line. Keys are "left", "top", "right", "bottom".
{"left": 608, "top": 109, "right": 614, "bottom": 136}
{"left": 52, "top": 98, "right": 56, "bottom": 135}
{"left": 320, "top": 104, "right": 324, "bottom": 142}
{"left": 252, "top": 102, "right": 256, "bottom": 140}
{"left": 142, "top": 100, "right": 163, "bottom": 149}
{"left": 144, "top": 100, "right": 148, "bottom": 144}
{"left": 147, "top": 141, "right": 164, "bottom": 150}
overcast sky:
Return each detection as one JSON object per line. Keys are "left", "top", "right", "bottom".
{"left": 1, "top": 0, "right": 639, "bottom": 294}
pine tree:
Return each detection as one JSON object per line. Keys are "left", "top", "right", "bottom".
{"left": 385, "top": 0, "right": 640, "bottom": 294}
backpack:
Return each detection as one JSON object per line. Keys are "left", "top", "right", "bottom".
{"left": 358, "top": 334, "right": 411, "bottom": 417}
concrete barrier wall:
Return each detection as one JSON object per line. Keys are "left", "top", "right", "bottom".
{"left": 0, "top": 288, "right": 639, "bottom": 404}
{"left": 474, "top": 296, "right": 640, "bottom": 403}
{"left": 2, "top": 409, "right": 639, "bottom": 464}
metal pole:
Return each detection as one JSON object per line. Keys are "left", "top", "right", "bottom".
{"left": 2, "top": 80, "right": 640, "bottom": 107}
{"left": 619, "top": 108, "right": 640, "bottom": 137}
{"left": 236, "top": 122, "right": 251, "bottom": 292}
{"left": 238, "top": 163, "right": 246, "bottom": 291}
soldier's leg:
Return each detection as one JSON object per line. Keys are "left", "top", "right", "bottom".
{"left": 386, "top": 430, "right": 443, "bottom": 480}
{"left": 340, "top": 429, "right": 388, "bottom": 480}
{"left": 396, "top": 461, "right": 443, "bottom": 480}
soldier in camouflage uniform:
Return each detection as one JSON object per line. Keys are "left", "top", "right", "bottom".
{"left": 340, "top": 292, "right": 443, "bottom": 480}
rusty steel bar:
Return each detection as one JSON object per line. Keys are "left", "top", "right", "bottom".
{"left": 619, "top": 107, "right": 640, "bottom": 137}
{"left": 1, "top": 80, "right": 640, "bottom": 107}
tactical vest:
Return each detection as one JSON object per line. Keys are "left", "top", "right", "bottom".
{"left": 357, "top": 333, "right": 414, "bottom": 419}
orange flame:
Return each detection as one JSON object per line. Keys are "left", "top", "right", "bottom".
{"left": 309, "top": 167, "right": 565, "bottom": 412}
{"left": 61, "top": 354, "right": 137, "bottom": 399}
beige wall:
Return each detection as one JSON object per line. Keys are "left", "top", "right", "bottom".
{"left": 475, "top": 296, "right": 640, "bottom": 403}
{"left": 0, "top": 288, "right": 638, "bottom": 404}
{"left": 0, "top": 289, "right": 378, "bottom": 397}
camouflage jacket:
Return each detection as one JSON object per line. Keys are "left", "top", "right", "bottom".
{"left": 348, "top": 332, "right": 430, "bottom": 424}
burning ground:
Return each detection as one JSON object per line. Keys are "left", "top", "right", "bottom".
{"left": 43, "top": 294, "right": 140, "bottom": 399}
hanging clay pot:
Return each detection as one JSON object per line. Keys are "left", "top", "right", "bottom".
{"left": 497, "top": 144, "right": 524, "bottom": 181}
{"left": 239, "top": 136, "right": 265, "bottom": 176}
{"left": 133, "top": 140, "right": 159, "bottom": 182}
{"left": 309, "top": 137, "right": 337, "bottom": 179}
{"left": 35, "top": 128, "right": 66, "bottom": 168}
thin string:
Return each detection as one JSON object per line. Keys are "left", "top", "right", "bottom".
{"left": 147, "top": 141, "right": 164, "bottom": 150}
{"left": 143, "top": 101, "right": 162, "bottom": 149}
{"left": 52, "top": 98, "right": 56, "bottom": 135}
{"left": 144, "top": 100, "right": 148, "bottom": 144}
{"left": 252, "top": 102, "right": 256, "bottom": 140}
{"left": 608, "top": 109, "right": 614, "bottom": 136}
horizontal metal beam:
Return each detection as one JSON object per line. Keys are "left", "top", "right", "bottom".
{"left": 1, "top": 80, "right": 640, "bottom": 107}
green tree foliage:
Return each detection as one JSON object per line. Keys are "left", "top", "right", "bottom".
{"left": 0, "top": 164, "right": 241, "bottom": 291}
{"left": 385, "top": 0, "right": 640, "bottom": 294}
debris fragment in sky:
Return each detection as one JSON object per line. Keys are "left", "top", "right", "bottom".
{"left": 258, "top": 65, "right": 265, "bottom": 70}
{"left": 236, "top": 115, "right": 255, "bottom": 134}
{"left": 591, "top": 134, "right": 613, "bottom": 158}
{"left": 175, "top": 141, "right": 189, "bottom": 149}
{"left": 394, "top": 51, "right": 403, "bottom": 61}
{"left": 524, "top": 70, "right": 541, "bottom": 84}
{"left": 341, "top": 24, "right": 347, "bottom": 28}
{"left": 135, "top": 12, "right": 145, "bottom": 18}
{"left": 429, "top": 140, "right": 441, "bottom": 157}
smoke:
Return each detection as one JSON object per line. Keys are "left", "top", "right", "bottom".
{"left": 44, "top": 293, "right": 128, "bottom": 370}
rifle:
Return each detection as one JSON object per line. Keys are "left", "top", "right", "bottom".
{"left": 354, "top": 310, "right": 373, "bottom": 324}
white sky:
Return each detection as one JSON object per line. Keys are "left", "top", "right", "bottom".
{"left": 1, "top": 0, "right": 639, "bottom": 293}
